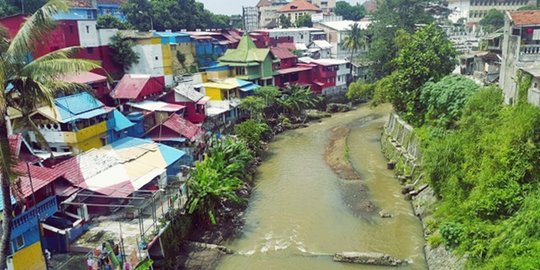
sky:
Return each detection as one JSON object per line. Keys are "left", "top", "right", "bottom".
{"left": 198, "top": 0, "right": 366, "bottom": 15}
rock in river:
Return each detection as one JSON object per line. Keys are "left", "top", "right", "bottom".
{"left": 333, "top": 252, "right": 406, "bottom": 266}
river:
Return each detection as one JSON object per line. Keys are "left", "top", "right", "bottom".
{"left": 217, "top": 104, "right": 427, "bottom": 270}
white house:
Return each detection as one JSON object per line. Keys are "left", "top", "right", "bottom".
{"left": 314, "top": 19, "right": 371, "bottom": 59}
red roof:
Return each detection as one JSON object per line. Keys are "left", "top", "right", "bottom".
{"left": 276, "top": 42, "right": 296, "bottom": 50}
{"left": 277, "top": 66, "right": 313, "bottom": 74}
{"left": 509, "top": 11, "right": 540, "bottom": 26}
{"left": 271, "top": 47, "right": 296, "bottom": 59}
{"left": 12, "top": 163, "right": 64, "bottom": 199}
{"left": 59, "top": 71, "right": 107, "bottom": 84}
{"left": 147, "top": 114, "right": 204, "bottom": 141}
{"left": 112, "top": 74, "right": 164, "bottom": 100}
{"left": 278, "top": 0, "right": 322, "bottom": 12}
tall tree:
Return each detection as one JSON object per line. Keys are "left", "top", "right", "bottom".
{"left": 479, "top": 9, "right": 505, "bottom": 33}
{"left": 109, "top": 32, "right": 139, "bottom": 71}
{"left": 373, "top": 23, "right": 456, "bottom": 125}
{"left": 367, "top": 0, "right": 434, "bottom": 79}
{"left": 342, "top": 22, "right": 366, "bottom": 80}
{"left": 0, "top": 0, "right": 47, "bottom": 17}
{"left": 279, "top": 14, "right": 292, "bottom": 28}
{"left": 96, "top": 14, "right": 131, "bottom": 29}
{"left": 0, "top": 1, "right": 100, "bottom": 268}
{"left": 334, "top": 1, "right": 366, "bottom": 21}
{"left": 296, "top": 14, "right": 313, "bottom": 27}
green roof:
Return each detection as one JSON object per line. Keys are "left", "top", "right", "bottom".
{"left": 219, "top": 35, "right": 270, "bottom": 63}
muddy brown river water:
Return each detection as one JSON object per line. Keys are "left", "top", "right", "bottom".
{"left": 217, "top": 104, "right": 427, "bottom": 270}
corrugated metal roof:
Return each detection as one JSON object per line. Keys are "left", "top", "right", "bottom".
{"left": 219, "top": 35, "right": 271, "bottom": 63}
{"left": 112, "top": 74, "right": 163, "bottom": 100}
{"left": 110, "top": 110, "right": 134, "bottom": 132}
{"left": 174, "top": 82, "right": 205, "bottom": 102}
{"left": 59, "top": 72, "right": 107, "bottom": 84}
{"left": 271, "top": 47, "right": 296, "bottom": 59}
{"left": 127, "top": 100, "right": 186, "bottom": 112}
{"left": 277, "top": 66, "right": 313, "bottom": 74}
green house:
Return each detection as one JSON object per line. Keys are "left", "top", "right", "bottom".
{"left": 218, "top": 35, "right": 277, "bottom": 86}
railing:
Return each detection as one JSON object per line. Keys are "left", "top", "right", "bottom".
{"left": 11, "top": 196, "right": 58, "bottom": 238}
{"left": 519, "top": 45, "right": 540, "bottom": 61}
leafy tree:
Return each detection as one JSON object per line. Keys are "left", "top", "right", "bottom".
{"left": 96, "top": 14, "right": 131, "bottom": 29}
{"left": 342, "top": 22, "right": 366, "bottom": 78}
{"left": 334, "top": 1, "right": 366, "bottom": 21}
{"left": 277, "top": 85, "right": 319, "bottom": 116}
{"left": 367, "top": 0, "right": 434, "bottom": 79}
{"left": 374, "top": 23, "right": 456, "bottom": 125}
{"left": 121, "top": 0, "right": 154, "bottom": 31}
{"left": 346, "top": 81, "right": 375, "bottom": 101}
{"left": 256, "top": 86, "right": 281, "bottom": 107}
{"left": 419, "top": 75, "right": 479, "bottom": 129}
{"left": 109, "top": 32, "right": 139, "bottom": 71}
{"left": 479, "top": 9, "right": 505, "bottom": 33}
{"left": 0, "top": 0, "right": 47, "bottom": 17}
{"left": 296, "top": 14, "right": 313, "bottom": 27}
{"left": 279, "top": 14, "right": 292, "bottom": 28}
{"left": 187, "top": 136, "right": 254, "bottom": 226}
{"left": 0, "top": 1, "right": 100, "bottom": 268}
{"left": 234, "top": 119, "right": 270, "bottom": 155}
{"left": 239, "top": 96, "right": 266, "bottom": 120}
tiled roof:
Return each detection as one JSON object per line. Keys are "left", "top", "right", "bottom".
{"left": 219, "top": 35, "right": 271, "bottom": 63}
{"left": 257, "top": 0, "right": 272, "bottom": 7}
{"left": 508, "top": 10, "right": 540, "bottom": 26}
{"left": 59, "top": 72, "right": 107, "bottom": 84}
{"left": 278, "top": 0, "right": 322, "bottom": 12}
{"left": 271, "top": 47, "right": 296, "bottom": 59}
{"left": 148, "top": 113, "right": 204, "bottom": 141}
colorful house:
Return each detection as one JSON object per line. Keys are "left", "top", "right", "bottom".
{"left": 188, "top": 32, "right": 229, "bottom": 69}
{"left": 125, "top": 100, "right": 186, "bottom": 132}
{"left": 3, "top": 136, "right": 65, "bottom": 270}
{"left": 154, "top": 31, "right": 195, "bottom": 77}
{"left": 59, "top": 71, "right": 112, "bottom": 105}
{"left": 162, "top": 80, "right": 209, "bottom": 124}
{"left": 271, "top": 47, "right": 313, "bottom": 88}
{"left": 203, "top": 78, "right": 260, "bottom": 100}
{"left": 111, "top": 74, "right": 165, "bottom": 103}
{"left": 218, "top": 35, "right": 277, "bottom": 86}
{"left": 29, "top": 92, "right": 133, "bottom": 155}
{"left": 299, "top": 57, "right": 350, "bottom": 96}
{"left": 55, "top": 137, "right": 186, "bottom": 202}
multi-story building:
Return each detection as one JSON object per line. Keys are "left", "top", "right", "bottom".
{"left": 243, "top": 6, "right": 260, "bottom": 31}
{"left": 218, "top": 35, "right": 277, "bottom": 86}
{"left": 29, "top": 92, "right": 133, "bottom": 155}
{"left": 272, "top": 47, "right": 314, "bottom": 88}
{"left": 277, "top": 0, "right": 322, "bottom": 26}
{"left": 314, "top": 19, "right": 371, "bottom": 59}
{"left": 466, "top": 0, "right": 534, "bottom": 23}
{"left": 252, "top": 27, "right": 325, "bottom": 47}
{"left": 299, "top": 57, "right": 349, "bottom": 96}
{"left": 257, "top": 0, "right": 289, "bottom": 29}
{"left": 308, "top": 0, "right": 336, "bottom": 12}
{"left": 499, "top": 10, "right": 540, "bottom": 104}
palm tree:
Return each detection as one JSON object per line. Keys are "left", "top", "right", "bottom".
{"left": 277, "top": 85, "right": 320, "bottom": 117}
{"left": 0, "top": 1, "right": 100, "bottom": 267}
{"left": 342, "top": 22, "right": 366, "bottom": 82}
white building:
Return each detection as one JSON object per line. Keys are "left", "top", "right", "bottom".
{"left": 499, "top": 10, "right": 540, "bottom": 105}
{"left": 257, "top": 0, "right": 288, "bottom": 29}
{"left": 308, "top": 39, "right": 332, "bottom": 58}
{"left": 467, "top": 0, "right": 534, "bottom": 23}
{"left": 314, "top": 19, "right": 371, "bottom": 59}
{"left": 308, "top": 0, "right": 336, "bottom": 12}
{"left": 243, "top": 6, "right": 259, "bottom": 31}
{"left": 255, "top": 27, "right": 325, "bottom": 45}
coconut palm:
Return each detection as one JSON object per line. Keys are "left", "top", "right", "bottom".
{"left": 277, "top": 85, "right": 320, "bottom": 117}
{"left": 0, "top": 1, "right": 100, "bottom": 267}
{"left": 343, "top": 22, "right": 367, "bottom": 82}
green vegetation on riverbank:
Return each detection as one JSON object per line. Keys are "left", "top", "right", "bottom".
{"left": 352, "top": 19, "right": 540, "bottom": 269}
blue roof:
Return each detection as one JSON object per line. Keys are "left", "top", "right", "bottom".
{"left": 158, "top": 143, "right": 186, "bottom": 167}
{"left": 240, "top": 84, "right": 260, "bottom": 92}
{"left": 109, "top": 110, "right": 134, "bottom": 132}
{"left": 55, "top": 92, "right": 105, "bottom": 122}
{"left": 110, "top": 136, "right": 148, "bottom": 150}
{"left": 154, "top": 32, "right": 189, "bottom": 37}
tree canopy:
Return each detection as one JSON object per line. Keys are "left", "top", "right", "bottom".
{"left": 279, "top": 14, "right": 292, "bottom": 28}
{"left": 296, "top": 14, "right": 313, "bottom": 27}
{"left": 96, "top": 14, "right": 131, "bottom": 29}
{"left": 366, "top": 0, "right": 434, "bottom": 79}
{"left": 479, "top": 9, "right": 505, "bottom": 33}
{"left": 334, "top": 1, "right": 366, "bottom": 21}
{"left": 109, "top": 33, "right": 139, "bottom": 71}
{"left": 0, "top": 0, "right": 47, "bottom": 17}
{"left": 121, "top": 0, "right": 231, "bottom": 31}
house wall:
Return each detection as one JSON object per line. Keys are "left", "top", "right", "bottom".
{"left": 77, "top": 20, "right": 99, "bottom": 48}
{"left": 500, "top": 17, "right": 521, "bottom": 105}
{"left": 205, "top": 87, "right": 224, "bottom": 100}
{"left": 261, "top": 55, "right": 275, "bottom": 78}
{"left": 0, "top": 15, "right": 26, "bottom": 39}
{"left": 53, "top": 8, "right": 97, "bottom": 20}
{"left": 8, "top": 241, "right": 46, "bottom": 270}
{"left": 266, "top": 29, "right": 312, "bottom": 44}
{"left": 527, "top": 76, "right": 540, "bottom": 107}
{"left": 128, "top": 41, "right": 164, "bottom": 76}
{"left": 280, "top": 11, "right": 319, "bottom": 25}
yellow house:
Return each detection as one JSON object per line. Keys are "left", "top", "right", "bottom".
{"left": 203, "top": 78, "right": 261, "bottom": 100}
{"left": 28, "top": 92, "right": 133, "bottom": 155}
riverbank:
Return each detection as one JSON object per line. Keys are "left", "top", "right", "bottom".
{"left": 381, "top": 112, "right": 466, "bottom": 270}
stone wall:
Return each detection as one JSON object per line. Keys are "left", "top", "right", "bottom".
{"left": 381, "top": 112, "right": 466, "bottom": 270}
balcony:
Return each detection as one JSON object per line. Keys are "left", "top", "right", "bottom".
{"left": 11, "top": 196, "right": 58, "bottom": 239}
{"left": 519, "top": 45, "right": 540, "bottom": 62}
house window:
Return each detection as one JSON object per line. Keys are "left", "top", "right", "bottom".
{"left": 86, "top": 25, "right": 90, "bottom": 34}
{"left": 15, "top": 235, "right": 24, "bottom": 250}
{"left": 86, "top": 47, "right": 94, "bottom": 54}
{"left": 235, "top": 67, "right": 245, "bottom": 75}
{"left": 155, "top": 56, "right": 159, "bottom": 60}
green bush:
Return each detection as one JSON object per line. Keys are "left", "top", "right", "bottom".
{"left": 440, "top": 221, "right": 465, "bottom": 248}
